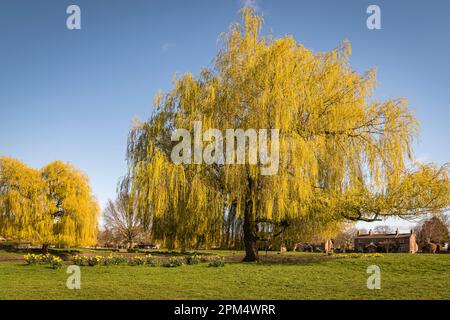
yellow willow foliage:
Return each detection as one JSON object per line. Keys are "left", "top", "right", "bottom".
{"left": 333, "top": 163, "right": 450, "bottom": 222}
{"left": 0, "top": 157, "right": 99, "bottom": 246}
{"left": 0, "top": 157, "right": 52, "bottom": 243}
{"left": 42, "top": 161, "right": 99, "bottom": 246}
{"left": 126, "top": 8, "right": 448, "bottom": 247}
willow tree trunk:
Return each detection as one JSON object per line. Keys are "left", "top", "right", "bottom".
{"left": 223, "top": 201, "right": 237, "bottom": 249}
{"left": 41, "top": 244, "right": 49, "bottom": 254}
{"left": 243, "top": 209, "right": 258, "bottom": 261}
{"left": 242, "top": 178, "right": 258, "bottom": 262}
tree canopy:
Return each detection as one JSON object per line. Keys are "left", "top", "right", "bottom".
{"left": 0, "top": 157, "right": 99, "bottom": 247}
{"left": 104, "top": 178, "right": 151, "bottom": 248}
{"left": 126, "top": 8, "right": 449, "bottom": 260}
{"left": 415, "top": 214, "right": 449, "bottom": 245}
{"left": 0, "top": 157, "right": 50, "bottom": 243}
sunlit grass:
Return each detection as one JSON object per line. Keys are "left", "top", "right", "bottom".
{"left": 0, "top": 252, "right": 449, "bottom": 300}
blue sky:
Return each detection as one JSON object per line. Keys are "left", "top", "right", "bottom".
{"left": 1, "top": 0, "right": 449, "bottom": 231}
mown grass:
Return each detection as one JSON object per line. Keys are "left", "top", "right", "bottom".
{"left": 0, "top": 252, "right": 449, "bottom": 300}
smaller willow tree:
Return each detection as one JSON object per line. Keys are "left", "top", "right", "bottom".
{"left": 126, "top": 8, "right": 449, "bottom": 261}
{"left": 42, "top": 161, "right": 99, "bottom": 248}
{"left": 0, "top": 157, "right": 51, "bottom": 243}
{"left": 0, "top": 157, "right": 99, "bottom": 249}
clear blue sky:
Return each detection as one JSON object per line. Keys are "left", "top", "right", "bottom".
{"left": 1, "top": 0, "right": 449, "bottom": 231}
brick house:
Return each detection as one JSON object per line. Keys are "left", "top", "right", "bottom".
{"left": 354, "top": 229, "right": 418, "bottom": 253}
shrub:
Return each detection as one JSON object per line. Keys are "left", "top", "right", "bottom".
{"left": 87, "top": 256, "right": 103, "bottom": 266}
{"left": 184, "top": 254, "right": 221, "bottom": 263}
{"left": 128, "top": 256, "right": 146, "bottom": 266}
{"left": 109, "top": 255, "right": 128, "bottom": 265}
{"left": 162, "top": 257, "right": 185, "bottom": 268}
{"left": 50, "top": 256, "right": 63, "bottom": 269}
{"left": 208, "top": 258, "right": 225, "bottom": 267}
{"left": 99, "top": 256, "right": 113, "bottom": 266}
{"left": 143, "top": 255, "right": 160, "bottom": 266}
{"left": 185, "top": 255, "right": 201, "bottom": 265}
{"left": 73, "top": 255, "right": 86, "bottom": 266}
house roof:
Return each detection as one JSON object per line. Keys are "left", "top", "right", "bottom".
{"left": 355, "top": 233, "right": 413, "bottom": 239}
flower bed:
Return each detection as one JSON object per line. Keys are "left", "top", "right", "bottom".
{"left": 23, "top": 254, "right": 63, "bottom": 269}
{"left": 24, "top": 252, "right": 226, "bottom": 269}
{"left": 71, "top": 254, "right": 225, "bottom": 268}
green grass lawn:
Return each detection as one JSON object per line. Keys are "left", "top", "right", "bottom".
{"left": 0, "top": 252, "right": 449, "bottom": 300}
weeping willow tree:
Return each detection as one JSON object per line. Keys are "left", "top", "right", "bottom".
{"left": 127, "top": 8, "right": 449, "bottom": 261}
{"left": 0, "top": 157, "right": 99, "bottom": 249}
{"left": 42, "top": 161, "right": 99, "bottom": 248}
{"left": 0, "top": 157, "right": 52, "bottom": 243}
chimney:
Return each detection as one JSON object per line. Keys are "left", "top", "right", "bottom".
{"left": 368, "top": 229, "right": 372, "bottom": 236}
{"left": 357, "top": 230, "right": 360, "bottom": 236}
{"left": 395, "top": 228, "right": 400, "bottom": 235}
